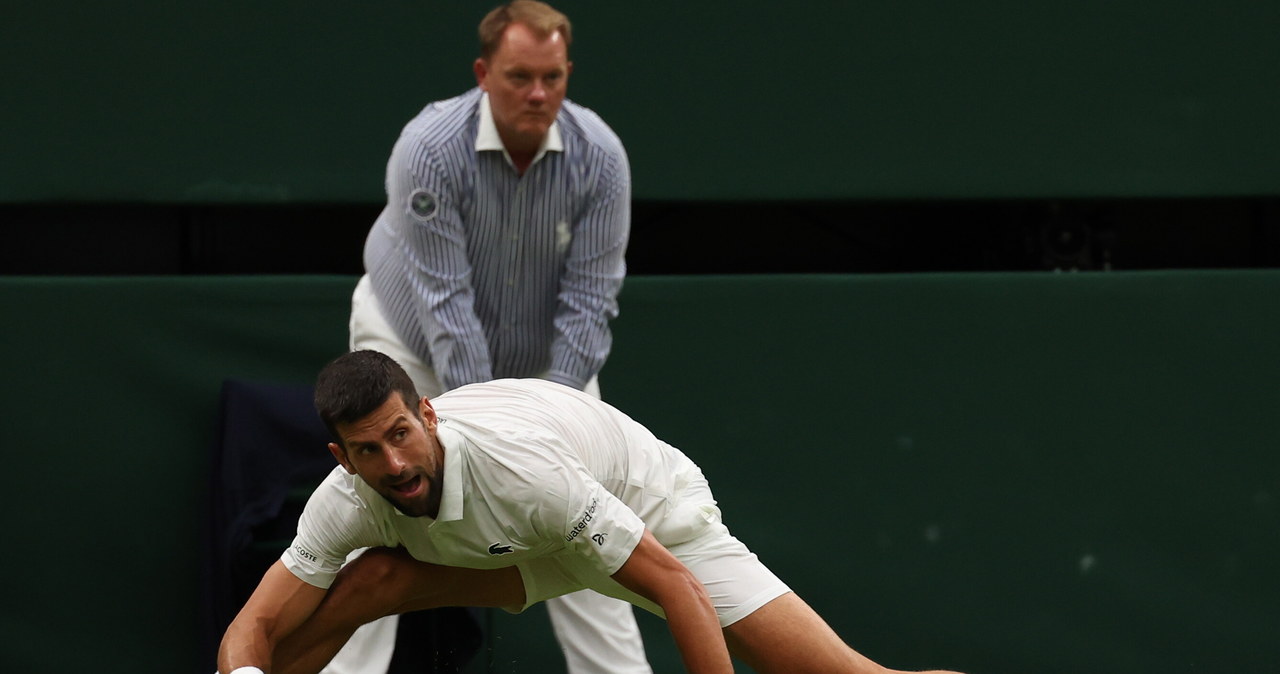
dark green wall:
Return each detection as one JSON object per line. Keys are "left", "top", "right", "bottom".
{"left": 1, "top": 272, "right": 1276, "bottom": 672}
{"left": 4, "top": 1, "right": 1278, "bottom": 202}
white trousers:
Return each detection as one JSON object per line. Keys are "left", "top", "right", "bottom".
{"left": 325, "top": 275, "right": 652, "bottom": 674}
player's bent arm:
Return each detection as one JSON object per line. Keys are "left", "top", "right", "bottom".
{"left": 217, "top": 559, "right": 328, "bottom": 674}
{"left": 611, "top": 530, "right": 733, "bottom": 674}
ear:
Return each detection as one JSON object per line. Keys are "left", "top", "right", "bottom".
{"left": 474, "top": 58, "right": 489, "bottom": 90}
{"left": 566, "top": 61, "right": 574, "bottom": 78}
{"left": 419, "top": 396, "right": 438, "bottom": 430}
{"left": 329, "top": 442, "right": 357, "bottom": 475}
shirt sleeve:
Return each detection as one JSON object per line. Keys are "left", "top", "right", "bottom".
{"left": 477, "top": 421, "right": 646, "bottom": 576}
{"left": 388, "top": 135, "right": 494, "bottom": 391}
{"left": 281, "top": 470, "right": 391, "bottom": 589}
{"left": 555, "top": 479, "right": 647, "bottom": 576}
{"left": 546, "top": 141, "right": 631, "bottom": 390}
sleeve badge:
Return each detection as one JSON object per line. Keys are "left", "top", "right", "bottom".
{"left": 408, "top": 188, "right": 439, "bottom": 221}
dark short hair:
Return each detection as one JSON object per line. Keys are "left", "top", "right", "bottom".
{"left": 478, "top": 0, "right": 572, "bottom": 60}
{"left": 314, "top": 350, "right": 420, "bottom": 446}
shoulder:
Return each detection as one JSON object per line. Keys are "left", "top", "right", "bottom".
{"left": 434, "top": 379, "right": 605, "bottom": 425}
{"left": 286, "top": 467, "right": 395, "bottom": 587}
{"left": 395, "top": 89, "right": 482, "bottom": 156}
{"left": 301, "top": 466, "right": 385, "bottom": 527}
{"left": 558, "top": 98, "right": 627, "bottom": 161}
{"left": 437, "top": 413, "right": 580, "bottom": 532}
{"left": 435, "top": 382, "right": 592, "bottom": 480}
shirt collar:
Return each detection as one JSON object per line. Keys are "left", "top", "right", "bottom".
{"left": 475, "top": 91, "right": 562, "bottom": 168}
{"left": 430, "top": 420, "right": 467, "bottom": 523}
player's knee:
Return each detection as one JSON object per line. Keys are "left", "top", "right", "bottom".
{"left": 328, "top": 547, "right": 412, "bottom": 616}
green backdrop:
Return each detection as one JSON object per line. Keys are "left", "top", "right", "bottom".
{"left": 4, "top": 1, "right": 1278, "bottom": 202}
{"left": 1, "top": 271, "right": 1276, "bottom": 672}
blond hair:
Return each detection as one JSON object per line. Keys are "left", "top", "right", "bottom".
{"left": 478, "top": 1, "right": 572, "bottom": 60}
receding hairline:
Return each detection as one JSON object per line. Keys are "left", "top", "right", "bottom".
{"left": 478, "top": 1, "right": 573, "bottom": 60}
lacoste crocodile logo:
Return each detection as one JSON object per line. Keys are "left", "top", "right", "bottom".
{"left": 488, "top": 542, "right": 514, "bottom": 555}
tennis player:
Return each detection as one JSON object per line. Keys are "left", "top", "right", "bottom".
{"left": 217, "top": 350, "right": 962, "bottom": 674}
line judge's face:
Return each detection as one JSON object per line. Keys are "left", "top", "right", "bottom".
{"left": 329, "top": 392, "right": 444, "bottom": 518}
{"left": 474, "top": 22, "right": 572, "bottom": 156}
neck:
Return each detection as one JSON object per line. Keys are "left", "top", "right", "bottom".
{"left": 501, "top": 138, "right": 539, "bottom": 176}
{"left": 509, "top": 152, "right": 534, "bottom": 175}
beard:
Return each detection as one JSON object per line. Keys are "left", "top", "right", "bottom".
{"left": 386, "top": 496, "right": 429, "bottom": 517}
{"left": 377, "top": 470, "right": 440, "bottom": 518}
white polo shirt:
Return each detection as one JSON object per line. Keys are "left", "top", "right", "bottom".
{"left": 283, "top": 379, "right": 717, "bottom": 590}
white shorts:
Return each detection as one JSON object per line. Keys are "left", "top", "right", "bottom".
{"left": 512, "top": 520, "right": 791, "bottom": 628}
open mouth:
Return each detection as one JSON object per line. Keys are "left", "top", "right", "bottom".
{"left": 390, "top": 475, "right": 423, "bottom": 497}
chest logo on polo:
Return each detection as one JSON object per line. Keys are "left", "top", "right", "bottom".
{"left": 488, "top": 542, "right": 514, "bottom": 555}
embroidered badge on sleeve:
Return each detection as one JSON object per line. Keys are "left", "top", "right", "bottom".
{"left": 409, "top": 188, "right": 439, "bottom": 221}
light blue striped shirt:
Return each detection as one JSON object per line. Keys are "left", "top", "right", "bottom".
{"left": 363, "top": 87, "right": 630, "bottom": 392}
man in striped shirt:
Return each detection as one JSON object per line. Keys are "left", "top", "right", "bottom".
{"left": 341, "top": 1, "right": 644, "bottom": 672}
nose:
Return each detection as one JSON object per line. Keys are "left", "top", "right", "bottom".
{"left": 528, "top": 82, "right": 547, "bottom": 104}
{"left": 384, "top": 447, "right": 409, "bottom": 475}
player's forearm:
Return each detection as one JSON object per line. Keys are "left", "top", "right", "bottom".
{"left": 660, "top": 580, "right": 734, "bottom": 674}
{"left": 611, "top": 530, "right": 730, "bottom": 672}
{"left": 216, "top": 619, "right": 273, "bottom": 674}
{"left": 219, "top": 560, "right": 327, "bottom": 673}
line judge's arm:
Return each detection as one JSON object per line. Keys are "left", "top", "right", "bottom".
{"left": 216, "top": 560, "right": 327, "bottom": 673}
{"left": 611, "top": 529, "right": 733, "bottom": 674}
{"left": 389, "top": 141, "right": 493, "bottom": 390}
{"left": 546, "top": 140, "right": 630, "bottom": 389}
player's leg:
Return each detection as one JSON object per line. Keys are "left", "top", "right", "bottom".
{"left": 724, "top": 591, "right": 878, "bottom": 673}
{"left": 312, "top": 548, "right": 399, "bottom": 674}
{"left": 724, "top": 593, "right": 963, "bottom": 674}
{"left": 663, "top": 496, "right": 961, "bottom": 674}
{"left": 274, "top": 547, "right": 525, "bottom": 674}
{"left": 668, "top": 525, "right": 874, "bottom": 673}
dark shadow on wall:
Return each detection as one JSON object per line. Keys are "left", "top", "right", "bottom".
{"left": 2, "top": 198, "right": 1278, "bottom": 276}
